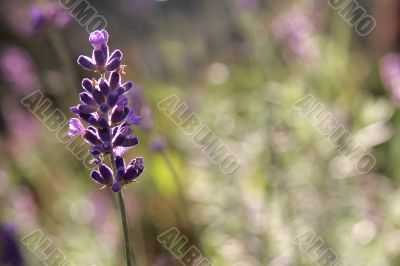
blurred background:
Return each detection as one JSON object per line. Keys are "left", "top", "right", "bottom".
{"left": 0, "top": 0, "right": 399, "bottom": 265}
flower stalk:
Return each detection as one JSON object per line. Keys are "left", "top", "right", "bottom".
{"left": 68, "top": 29, "right": 144, "bottom": 266}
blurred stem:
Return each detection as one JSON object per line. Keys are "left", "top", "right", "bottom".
{"left": 48, "top": 31, "right": 78, "bottom": 90}
{"left": 161, "top": 151, "right": 206, "bottom": 255}
{"left": 110, "top": 153, "right": 135, "bottom": 266}
{"left": 161, "top": 152, "right": 189, "bottom": 220}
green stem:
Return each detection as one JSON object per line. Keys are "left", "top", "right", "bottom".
{"left": 110, "top": 153, "right": 135, "bottom": 266}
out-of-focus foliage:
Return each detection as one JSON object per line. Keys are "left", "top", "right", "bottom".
{"left": 0, "top": 0, "right": 399, "bottom": 265}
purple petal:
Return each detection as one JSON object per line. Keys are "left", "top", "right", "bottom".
{"left": 79, "top": 92, "right": 95, "bottom": 105}
{"left": 99, "top": 79, "right": 110, "bottom": 96}
{"left": 109, "top": 71, "right": 120, "bottom": 90}
{"left": 106, "top": 57, "right": 121, "bottom": 72}
{"left": 115, "top": 156, "right": 125, "bottom": 170}
{"left": 92, "top": 89, "right": 105, "bottom": 105}
{"left": 70, "top": 106, "right": 79, "bottom": 114}
{"left": 90, "top": 170, "right": 109, "bottom": 185}
{"left": 78, "top": 104, "right": 97, "bottom": 114}
{"left": 122, "top": 81, "right": 133, "bottom": 92}
{"left": 108, "top": 50, "right": 122, "bottom": 62}
{"left": 99, "top": 164, "right": 113, "bottom": 183}
{"left": 116, "top": 95, "right": 128, "bottom": 108}
{"left": 122, "top": 136, "right": 139, "bottom": 147}
{"left": 68, "top": 118, "right": 84, "bottom": 136}
{"left": 93, "top": 50, "right": 106, "bottom": 67}
{"left": 114, "top": 147, "right": 128, "bottom": 157}
{"left": 77, "top": 55, "right": 96, "bottom": 71}
{"left": 81, "top": 78, "right": 94, "bottom": 93}
{"left": 83, "top": 130, "right": 102, "bottom": 145}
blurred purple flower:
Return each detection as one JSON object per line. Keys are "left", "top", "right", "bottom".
{"left": 125, "top": 0, "right": 155, "bottom": 15}
{"left": 30, "top": 3, "right": 71, "bottom": 35}
{"left": 0, "top": 47, "right": 40, "bottom": 95}
{"left": 380, "top": 53, "right": 400, "bottom": 105}
{"left": 150, "top": 136, "right": 167, "bottom": 152}
{"left": 0, "top": 224, "right": 25, "bottom": 266}
{"left": 271, "top": 8, "right": 319, "bottom": 61}
{"left": 2, "top": 98, "right": 41, "bottom": 155}
{"left": 127, "top": 85, "right": 154, "bottom": 131}
{"left": 239, "top": 0, "right": 257, "bottom": 10}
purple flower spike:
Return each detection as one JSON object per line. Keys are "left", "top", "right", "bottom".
{"left": 68, "top": 118, "right": 85, "bottom": 136}
{"left": 70, "top": 30, "right": 144, "bottom": 191}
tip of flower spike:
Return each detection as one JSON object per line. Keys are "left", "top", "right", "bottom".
{"left": 89, "top": 30, "right": 108, "bottom": 50}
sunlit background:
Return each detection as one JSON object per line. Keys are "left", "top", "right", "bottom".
{"left": 0, "top": 0, "right": 400, "bottom": 265}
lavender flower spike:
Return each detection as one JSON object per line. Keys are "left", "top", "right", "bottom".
{"left": 70, "top": 29, "right": 144, "bottom": 192}
{"left": 71, "top": 30, "right": 142, "bottom": 266}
